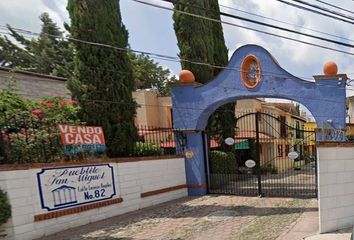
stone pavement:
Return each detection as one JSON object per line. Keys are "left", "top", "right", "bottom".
{"left": 37, "top": 195, "right": 318, "bottom": 240}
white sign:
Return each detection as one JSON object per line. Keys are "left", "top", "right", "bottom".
{"left": 37, "top": 164, "right": 116, "bottom": 211}
{"left": 225, "top": 137, "right": 235, "bottom": 146}
{"left": 245, "top": 159, "right": 256, "bottom": 168}
{"left": 185, "top": 149, "right": 195, "bottom": 159}
{"left": 288, "top": 151, "right": 299, "bottom": 160}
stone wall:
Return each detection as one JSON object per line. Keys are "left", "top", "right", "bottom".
{"left": 0, "top": 156, "right": 187, "bottom": 240}
{"left": 0, "top": 67, "right": 70, "bottom": 100}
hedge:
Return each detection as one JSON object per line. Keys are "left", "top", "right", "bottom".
{"left": 0, "top": 189, "right": 11, "bottom": 226}
{"left": 209, "top": 150, "right": 238, "bottom": 174}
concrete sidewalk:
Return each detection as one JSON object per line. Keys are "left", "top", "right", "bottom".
{"left": 278, "top": 202, "right": 352, "bottom": 240}
{"left": 305, "top": 228, "right": 351, "bottom": 240}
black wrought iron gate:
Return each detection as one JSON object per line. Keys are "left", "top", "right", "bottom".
{"left": 207, "top": 112, "right": 317, "bottom": 198}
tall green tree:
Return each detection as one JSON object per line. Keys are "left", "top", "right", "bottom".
{"left": 0, "top": 13, "right": 175, "bottom": 96}
{"left": 173, "top": 0, "right": 214, "bottom": 83}
{"left": 0, "top": 13, "right": 73, "bottom": 78}
{"left": 172, "top": 0, "right": 236, "bottom": 147}
{"left": 67, "top": 0, "right": 137, "bottom": 157}
{"left": 130, "top": 52, "right": 177, "bottom": 95}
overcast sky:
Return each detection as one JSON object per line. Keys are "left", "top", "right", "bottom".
{"left": 1, "top": 0, "right": 354, "bottom": 97}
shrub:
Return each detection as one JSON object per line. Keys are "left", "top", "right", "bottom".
{"left": 134, "top": 142, "right": 163, "bottom": 156}
{"left": 5, "top": 130, "right": 65, "bottom": 163}
{"left": 0, "top": 189, "right": 11, "bottom": 226}
{"left": 260, "top": 164, "right": 278, "bottom": 174}
{"left": 209, "top": 150, "right": 237, "bottom": 174}
{"left": 0, "top": 89, "right": 83, "bottom": 163}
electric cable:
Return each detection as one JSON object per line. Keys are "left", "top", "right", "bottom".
{"left": 163, "top": 0, "right": 354, "bottom": 49}
{"left": 0, "top": 3, "right": 353, "bottom": 91}
{"left": 132, "top": 0, "right": 354, "bottom": 57}
{"left": 0, "top": 26, "right": 323, "bottom": 81}
{"left": 0, "top": 23, "right": 353, "bottom": 90}
{"left": 313, "top": 0, "right": 354, "bottom": 15}
{"left": 276, "top": 0, "right": 354, "bottom": 25}
{"left": 218, "top": 3, "right": 354, "bottom": 43}
{"left": 288, "top": 0, "right": 354, "bottom": 21}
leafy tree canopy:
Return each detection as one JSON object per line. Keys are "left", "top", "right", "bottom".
{"left": 0, "top": 13, "right": 74, "bottom": 78}
{"left": 0, "top": 13, "right": 174, "bottom": 95}
{"left": 129, "top": 52, "right": 178, "bottom": 95}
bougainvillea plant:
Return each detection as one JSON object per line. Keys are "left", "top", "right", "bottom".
{"left": 0, "top": 89, "right": 83, "bottom": 163}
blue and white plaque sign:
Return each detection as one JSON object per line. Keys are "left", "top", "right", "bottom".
{"left": 37, "top": 164, "right": 117, "bottom": 211}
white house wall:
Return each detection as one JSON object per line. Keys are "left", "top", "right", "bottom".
{"left": 0, "top": 157, "right": 187, "bottom": 240}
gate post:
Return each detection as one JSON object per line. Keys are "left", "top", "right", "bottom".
{"left": 181, "top": 131, "right": 208, "bottom": 196}
{"left": 255, "top": 112, "right": 263, "bottom": 197}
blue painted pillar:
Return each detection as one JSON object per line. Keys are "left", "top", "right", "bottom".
{"left": 313, "top": 75, "right": 347, "bottom": 141}
{"left": 184, "top": 132, "right": 208, "bottom": 196}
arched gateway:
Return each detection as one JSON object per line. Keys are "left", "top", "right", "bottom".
{"left": 172, "top": 45, "right": 347, "bottom": 196}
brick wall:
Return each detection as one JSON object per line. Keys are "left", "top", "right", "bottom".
{"left": 317, "top": 143, "right": 354, "bottom": 233}
{"left": 0, "top": 68, "right": 70, "bottom": 100}
{"left": 0, "top": 156, "right": 187, "bottom": 240}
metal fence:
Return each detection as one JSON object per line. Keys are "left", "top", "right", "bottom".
{"left": 207, "top": 111, "right": 318, "bottom": 198}
{"left": 0, "top": 118, "right": 182, "bottom": 164}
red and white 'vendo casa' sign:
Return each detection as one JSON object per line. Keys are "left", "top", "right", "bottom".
{"left": 58, "top": 124, "right": 105, "bottom": 145}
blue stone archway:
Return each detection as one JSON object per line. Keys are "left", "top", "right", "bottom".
{"left": 172, "top": 44, "right": 347, "bottom": 196}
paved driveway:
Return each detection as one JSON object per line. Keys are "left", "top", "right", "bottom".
{"left": 37, "top": 196, "right": 317, "bottom": 240}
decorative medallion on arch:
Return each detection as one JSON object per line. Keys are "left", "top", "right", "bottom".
{"left": 172, "top": 44, "right": 347, "bottom": 139}
{"left": 241, "top": 54, "right": 261, "bottom": 89}
{"left": 171, "top": 44, "right": 347, "bottom": 196}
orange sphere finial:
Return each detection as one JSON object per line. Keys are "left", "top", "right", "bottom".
{"left": 323, "top": 61, "right": 338, "bottom": 75}
{"left": 179, "top": 70, "right": 195, "bottom": 83}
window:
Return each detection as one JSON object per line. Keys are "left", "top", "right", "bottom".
{"left": 285, "top": 144, "right": 290, "bottom": 155}
{"left": 170, "top": 108, "right": 174, "bottom": 128}
{"left": 277, "top": 144, "right": 283, "bottom": 157}
{"left": 279, "top": 116, "right": 287, "bottom": 138}
{"left": 296, "top": 121, "right": 301, "bottom": 139}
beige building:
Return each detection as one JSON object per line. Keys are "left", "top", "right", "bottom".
{"left": 133, "top": 89, "right": 173, "bottom": 128}
{"left": 235, "top": 99, "right": 307, "bottom": 172}
{"left": 133, "top": 90, "right": 174, "bottom": 147}
{"left": 134, "top": 93, "right": 309, "bottom": 173}
{"left": 347, "top": 95, "right": 354, "bottom": 123}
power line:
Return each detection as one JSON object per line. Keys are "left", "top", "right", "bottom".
{"left": 313, "top": 0, "right": 354, "bottom": 15}
{"left": 0, "top": 26, "right": 317, "bottom": 81}
{"left": 0, "top": 7, "right": 352, "bottom": 89}
{"left": 0, "top": 10, "right": 348, "bottom": 123}
{"left": 276, "top": 0, "right": 354, "bottom": 25}
{"left": 0, "top": 57, "right": 348, "bottom": 115}
{"left": 132, "top": 0, "right": 354, "bottom": 57}
{"left": 288, "top": 0, "right": 354, "bottom": 21}
{"left": 218, "top": 3, "right": 354, "bottom": 43}
{"left": 4, "top": 27, "right": 351, "bottom": 88}
{"left": 163, "top": 0, "right": 354, "bottom": 49}
{"left": 129, "top": 1, "right": 354, "bottom": 91}
{"left": 1, "top": 22, "right": 354, "bottom": 94}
